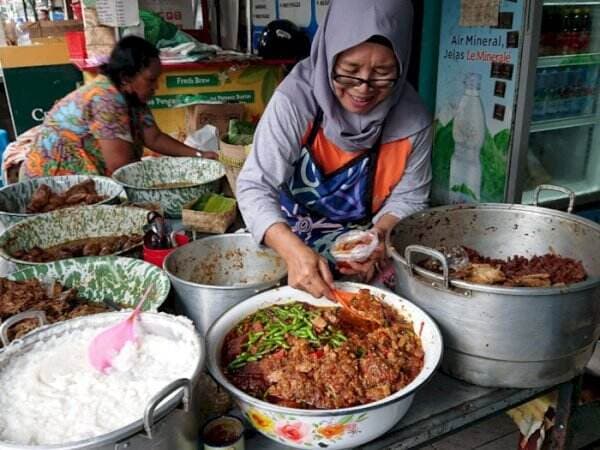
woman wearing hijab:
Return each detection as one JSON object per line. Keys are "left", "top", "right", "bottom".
{"left": 236, "top": 0, "right": 432, "bottom": 299}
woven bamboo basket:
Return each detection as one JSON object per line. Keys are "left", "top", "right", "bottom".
{"left": 219, "top": 141, "right": 251, "bottom": 196}
{"left": 181, "top": 197, "right": 237, "bottom": 234}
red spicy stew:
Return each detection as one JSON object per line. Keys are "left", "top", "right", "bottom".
{"left": 221, "top": 289, "right": 424, "bottom": 409}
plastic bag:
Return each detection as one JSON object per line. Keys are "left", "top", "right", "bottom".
{"left": 140, "top": 9, "right": 178, "bottom": 46}
{"left": 184, "top": 124, "right": 220, "bottom": 152}
{"left": 330, "top": 230, "right": 379, "bottom": 263}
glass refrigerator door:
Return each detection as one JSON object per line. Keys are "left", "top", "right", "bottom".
{"left": 511, "top": 0, "right": 600, "bottom": 206}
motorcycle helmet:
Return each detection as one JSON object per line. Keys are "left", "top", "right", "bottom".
{"left": 257, "top": 19, "right": 311, "bottom": 60}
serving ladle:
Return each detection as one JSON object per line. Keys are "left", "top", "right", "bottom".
{"left": 331, "top": 288, "right": 382, "bottom": 330}
{"left": 88, "top": 286, "right": 152, "bottom": 373}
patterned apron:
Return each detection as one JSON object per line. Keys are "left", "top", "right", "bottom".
{"left": 279, "top": 109, "right": 382, "bottom": 262}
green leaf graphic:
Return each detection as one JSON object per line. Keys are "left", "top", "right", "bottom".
{"left": 238, "top": 66, "right": 269, "bottom": 84}
{"left": 261, "top": 69, "right": 279, "bottom": 106}
{"left": 450, "top": 183, "right": 478, "bottom": 200}
{"left": 481, "top": 129, "right": 508, "bottom": 202}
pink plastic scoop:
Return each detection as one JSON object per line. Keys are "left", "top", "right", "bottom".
{"left": 88, "top": 286, "right": 152, "bottom": 373}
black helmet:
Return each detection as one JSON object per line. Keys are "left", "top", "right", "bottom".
{"left": 257, "top": 20, "right": 310, "bottom": 60}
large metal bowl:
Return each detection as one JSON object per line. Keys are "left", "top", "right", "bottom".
{"left": 0, "top": 311, "right": 204, "bottom": 450}
{"left": 164, "top": 233, "right": 287, "bottom": 336}
{"left": 0, "top": 175, "right": 124, "bottom": 233}
{"left": 0, "top": 205, "right": 148, "bottom": 267}
{"left": 112, "top": 157, "right": 225, "bottom": 218}
{"left": 7, "top": 256, "right": 170, "bottom": 311}
{"left": 206, "top": 282, "right": 442, "bottom": 450}
{"left": 389, "top": 202, "right": 600, "bottom": 388}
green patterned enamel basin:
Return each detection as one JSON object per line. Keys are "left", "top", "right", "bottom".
{"left": 0, "top": 205, "right": 148, "bottom": 266}
{"left": 7, "top": 256, "right": 170, "bottom": 310}
{"left": 0, "top": 175, "right": 125, "bottom": 232}
{"left": 111, "top": 157, "right": 225, "bottom": 218}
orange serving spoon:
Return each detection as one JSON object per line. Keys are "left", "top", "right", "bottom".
{"left": 331, "top": 288, "right": 383, "bottom": 329}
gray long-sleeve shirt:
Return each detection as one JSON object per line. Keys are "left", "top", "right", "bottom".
{"left": 236, "top": 91, "right": 433, "bottom": 244}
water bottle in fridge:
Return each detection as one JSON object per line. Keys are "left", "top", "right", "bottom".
{"left": 450, "top": 73, "right": 485, "bottom": 204}
{"left": 545, "top": 68, "right": 561, "bottom": 119}
{"left": 574, "top": 66, "right": 589, "bottom": 115}
{"left": 533, "top": 69, "right": 548, "bottom": 121}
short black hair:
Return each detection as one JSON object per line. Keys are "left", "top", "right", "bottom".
{"left": 101, "top": 36, "right": 159, "bottom": 88}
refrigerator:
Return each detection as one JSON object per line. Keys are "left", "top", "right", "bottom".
{"left": 431, "top": 0, "right": 600, "bottom": 210}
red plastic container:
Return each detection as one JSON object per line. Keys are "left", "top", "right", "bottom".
{"left": 65, "top": 31, "right": 87, "bottom": 60}
{"left": 143, "top": 232, "right": 190, "bottom": 268}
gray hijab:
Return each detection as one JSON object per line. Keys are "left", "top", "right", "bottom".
{"left": 278, "top": 0, "right": 431, "bottom": 151}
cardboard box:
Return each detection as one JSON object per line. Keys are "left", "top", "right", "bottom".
{"left": 185, "top": 103, "right": 245, "bottom": 138}
{"left": 26, "top": 20, "right": 83, "bottom": 39}
{"left": 82, "top": 5, "right": 116, "bottom": 59}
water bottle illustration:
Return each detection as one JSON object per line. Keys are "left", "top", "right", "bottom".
{"left": 450, "top": 73, "right": 486, "bottom": 204}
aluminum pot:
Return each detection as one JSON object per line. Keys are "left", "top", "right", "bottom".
{"left": 389, "top": 195, "right": 600, "bottom": 388}
{"left": 206, "top": 283, "right": 443, "bottom": 450}
{"left": 164, "top": 233, "right": 287, "bottom": 336}
{"left": 0, "top": 310, "right": 205, "bottom": 450}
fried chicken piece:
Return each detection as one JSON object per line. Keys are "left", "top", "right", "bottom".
{"left": 85, "top": 193, "right": 105, "bottom": 205}
{"left": 509, "top": 273, "right": 551, "bottom": 288}
{"left": 26, "top": 184, "right": 52, "bottom": 213}
{"left": 82, "top": 241, "right": 103, "bottom": 256}
{"left": 44, "top": 195, "right": 67, "bottom": 211}
{"left": 64, "top": 192, "right": 89, "bottom": 205}
{"left": 64, "top": 179, "right": 95, "bottom": 197}
{"left": 463, "top": 264, "right": 506, "bottom": 285}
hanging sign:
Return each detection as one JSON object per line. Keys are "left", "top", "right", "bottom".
{"left": 95, "top": 0, "right": 140, "bottom": 27}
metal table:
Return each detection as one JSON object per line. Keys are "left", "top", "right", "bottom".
{"left": 242, "top": 372, "right": 559, "bottom": 450}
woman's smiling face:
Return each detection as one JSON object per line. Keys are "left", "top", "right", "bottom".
{"left": 332, "top": 42, "right": 398, "bottom": 114}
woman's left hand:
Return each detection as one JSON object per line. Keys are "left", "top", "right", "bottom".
{"left": 197, "top": 150, "right": 219, "bottom": 160}
{"left": 336, "top": 228, "right": 385, "bottom": 282}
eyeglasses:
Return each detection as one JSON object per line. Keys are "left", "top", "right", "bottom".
{"left": 332, "top": 73, "right": 398, "bottom": 89}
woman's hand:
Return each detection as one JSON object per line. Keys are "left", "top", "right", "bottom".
{"left": 264, "top": 223, "right": 335, "bottom": 299}
{"left": 143, "top": 125, "right": 219, "bottom": 159}
{"left": 197, "top": 150, "right": 219, "bottom": 160}
{"left": 286, "top": 243, "right": 335, "bottom": 299}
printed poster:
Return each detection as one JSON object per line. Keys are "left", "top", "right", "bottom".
{"left": 432, "top": 0, "right": 525, "bottom": 205}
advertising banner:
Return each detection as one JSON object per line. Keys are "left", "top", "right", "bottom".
{"left": 3, "top": 65, "right": 83, "bottom": 135}
{"left": 432, "top": 0, "right": 525, "bottom": 204}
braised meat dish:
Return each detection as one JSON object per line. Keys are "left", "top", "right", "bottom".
{"left": 26, "top": 179, "right": 107, "bottom": 213}
{"left": 11, "top": 234, "right": 143, "bottom": 262}
{"left": 422, "top": 246, "right": 587, "bottom": 287}
{"left": 0, "top": 278, "right": 110, "bottom": 343}
{"left": 222, "top": 289, "right": 424, "bottom": 409}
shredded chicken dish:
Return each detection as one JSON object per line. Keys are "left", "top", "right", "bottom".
{"left": 0, "top": 278, "right": 111, "bottom": 343}
{"left": 222, "top": 289, "right": 424, "bottom": 409}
